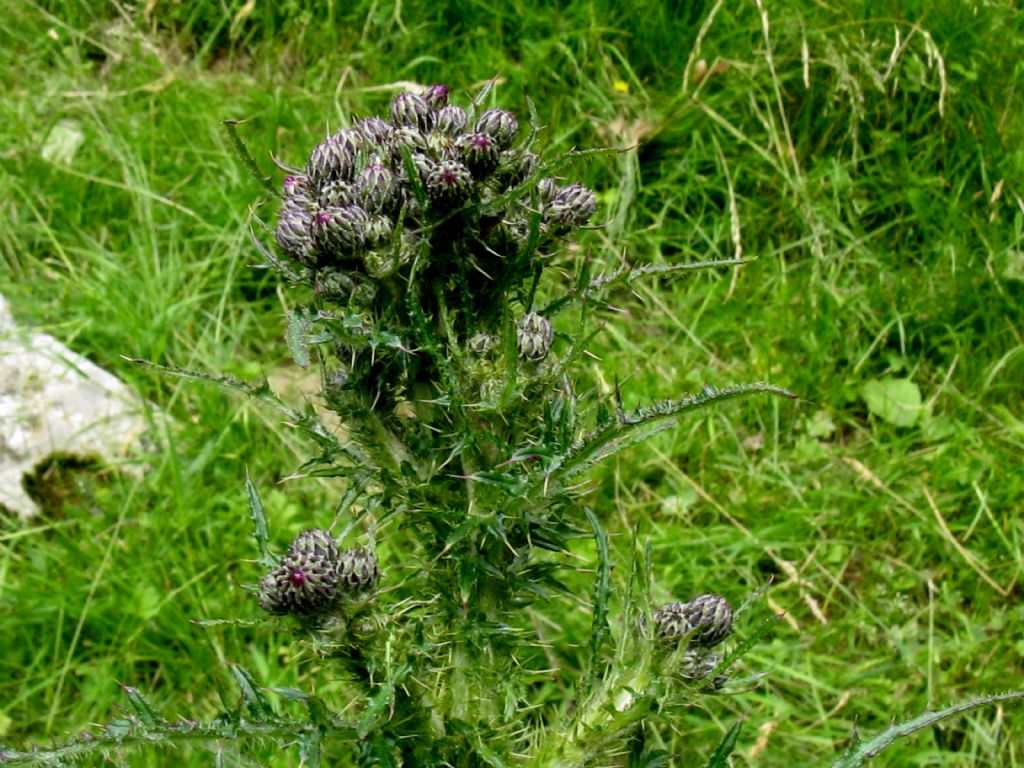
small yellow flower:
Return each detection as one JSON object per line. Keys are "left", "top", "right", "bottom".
{"left": 612, "top": 80, "right": 629, "bottom": 93}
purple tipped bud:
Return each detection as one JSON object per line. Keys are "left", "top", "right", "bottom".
{"left": 319, "top": 179, "right": 356, "bottom": 208}
{"left": 475, "top": 108, "right": 518, "bottom": 148}
{"left": 546, "top": 183, "right": 597, "bottom": 230}
{"left": 306, "top": 135, "right": 358, "bottom": 187}
{"left": 390, "top": 91, "right": 433, "bottom": 131}
{"left": 516, "top": 312, "right": 554, "bottom": 362}
{"left": 421, "top": 83, "right": 449, "bottom": 110}
{"left": 456, "top": 132, "right": 500, "bottom": 178}
{"left": 313, "top": 205, "right": 371, "bottom": 254}
{"left": 356, "top": 163, "right": 396, "bottom": 212}
{"left": 434, "top": 104, "right": 469, "bottom": 135}
{"left": 425, "top": 159, "right": 474, "bottom": 206}
{"left": 258, "top": 529, "right": 342, "bottom": 616}
{"left": 275, "top": 202, "right": 315, "bottom": 264}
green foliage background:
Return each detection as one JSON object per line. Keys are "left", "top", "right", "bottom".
{"left": 1, "top": 0, "right": 1022, "bottom": 764}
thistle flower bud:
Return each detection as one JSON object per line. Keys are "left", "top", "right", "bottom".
{"left": 356, "top": 163, "right": 396, "bottom": 212}
{"left": 315, "top": 269, "right": 355, "bottom": 303}
{"left": 434, "top": 104, "right": 469, "bottom": 135}
{"left": 356, "top": 116, "right": 395, "bottom": 149}
{"left": 680, "top": 593, "right": 733, "bottom": 648}
{"left": 363, "top": 248, "right": 399, "bottom": 279}
{"left": 421, "top": 83, "right": 450, "bottom": 110}
{"left": 306, "top": 135, "right": 358, "bottom": 187}
{"left": 468, "top": 332, "right": 497, "bottom": 356}
{"left": 652, "top": 601, "right": 693, "bottom": 640}
{"left": 495, "top": 150, "right": 539, "bottom": 188}
{"left": 319, "top": 180, "right": 356, "bottom": 208}
{"left": 275, "top": 202, "right": 315, "bottom": 263}
{"left": 546, "top": 183, "right": 597, "bottom": 230}
{"left": 456, "top": 133, "right": 500, "bottom": 178}
{"left": 426, "top": 159, "right": 474, "bottom": 206}
{"left": 364, "top": 214, "right": 394, "bottom": 248}
{"left": 536, "top": 177, "right": 558, "bottom": 204}
{"left": 391, "top": 126, "right": 429, "bottom": 158}
{"left": 680, "top": 649, "right": 725, "bottom": 688}
{"left": 313, "top": 205, "right": 370, "bottom": 254}
{"left": 259, "top": 529, "right": 341, "bottom": 616}
{"left": 338, "top": 547, "right": 380, "bottom": 593}
{"left": 516, "top": 312, "right": 554, "bottom": 362}
{"left": 390, "top": 91, "right": 433, "bottom": 131}
{"left": 476, "top": 108, "right": 518, "bottom": 149}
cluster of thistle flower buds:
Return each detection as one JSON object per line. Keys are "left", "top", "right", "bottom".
{"left": 259, "top": 529, "right": 379, "bottom": 618}
{"left": 650, "top": 593, "right": 733, "bottom": 687}
{"left": 274, "top": 83, "right": 597, "bottom": 285}
{"left": 268, "top": 82, "right": 598, "bottom": 418}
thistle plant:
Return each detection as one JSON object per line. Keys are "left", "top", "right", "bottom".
{"left": 4, "top": 81, "right": 1021, "bottom": 767}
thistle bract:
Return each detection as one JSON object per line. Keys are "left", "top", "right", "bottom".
{"left": 680, "top": 593, "right": 734, "bottom": 647}
{"left": 338, "top": 547, "right": 380, "bottom": 594}
{"left": 516, "top": 312, "right": 554, "bottom": 362}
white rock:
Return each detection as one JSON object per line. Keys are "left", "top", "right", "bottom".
{"left": 0, "top": 294, "right": 150, "bottom": 518}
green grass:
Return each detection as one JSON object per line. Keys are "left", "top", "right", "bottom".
{"left": 1, "top": 0, "right": 1022, "bottom": 765}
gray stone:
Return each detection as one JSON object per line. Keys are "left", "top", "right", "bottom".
{"left": 0, "top": 293, "right": 149, "bottom": 518}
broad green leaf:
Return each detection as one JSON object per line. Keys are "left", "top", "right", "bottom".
{"left": 702, "top": 719, "right": 744, "bottom": 767}
{"left": 861, "top": 377, "right": 923, "bottom": 427}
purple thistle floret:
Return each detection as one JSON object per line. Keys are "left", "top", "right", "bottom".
{"left": 456, "top": 132, "right": 500, "bottom": 178}
{"left": 426, "top": 159, "right": 474, "bottom": 206}
{"left": 421, "top": 83, "right": 450, "bottom": 110}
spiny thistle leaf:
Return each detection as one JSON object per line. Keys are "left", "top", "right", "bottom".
{"left": 245, "top": 470, "right": 274, "bottom": 567}
{"left": 123, "top": 357, "right": 366, "bottom": 462}
{"left": 222, "top": 119, "right": 275, "bottom": 194}
{"left": 829, "top": 691, "right": 1024, "bottom": 767}
{"left": 230, "top": 664, "right": 276, "bottom": 722}
{"left": 702, "top": 719, "right": 744, "bottom": 768}
{"left": 121, "top": 685, "right": 163, "bottom": 728}
{"left": 542, "top": 257, "right": 748, "bottom": 316}
{"left": 581, "top": 508, "right": 612, "bottom": 698}
{"left": 541, "top": 383, "right": 797, "bottom": 489}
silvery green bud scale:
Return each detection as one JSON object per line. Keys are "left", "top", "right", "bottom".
{"left": 653, "top": 593, "right": 734, "bottom": 648}
{"left": 516, "top": 312, "right": 554, "bottom": 362}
